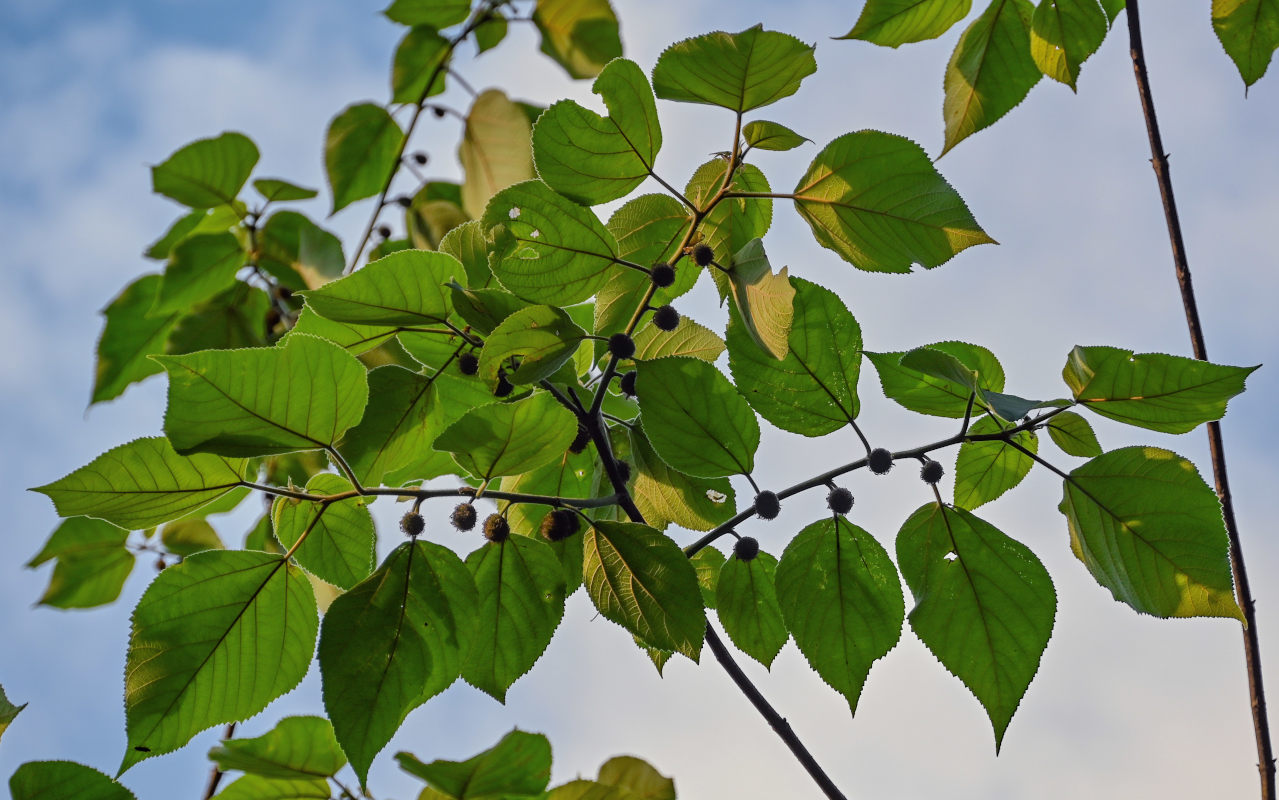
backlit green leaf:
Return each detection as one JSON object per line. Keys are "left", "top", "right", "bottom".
{"left": 253, "top": 179, "right": 318, "bottom": 202}
{"left": 652, "top": 25, "right": 816, "bottom": 112}
{"left": 594, "top": 194, "right": 694, "bottom": 337}
{"left": 164, "top": 283, "right": 270, "bottom": 356}
{"left": 209, "top": 716, "right": 345, "bottom": 780}
{"left": 152, "top": 132, "right": 258, "bottom": 209}
{"left": 325, "top": 104, "right": 404, "bottom": 214}
{"left": 629, "top": 426, "right": 734, "bottom": 532}
{"left": 26, "top": 517, "right": 133, "bottom": 609}
{"left": 1213, "top": 0, "right": 1279, "bottom": 87}
{"left": 406, "top": 190, "right": 468, "bottom": 252}
{"left": 160, "top": 518, "right": 224, "bottom": 558}
{"left": 340, "top": 366, "right": 448, "bottom": 485}
{"left": 300, "top": 249, "right": 457, "bottom": 326}
{"left": 10, "top": 762, "right": 134, "bottom": 800}
{"left": 392, "top": 26, "right": 450, "bottom": 103}
{"left": 742, "top": 120, "right": 810, "bottom": 151}
{"left": 397, "top": 729, "right": 552, "bottom": 797}
{"left": 384, "top": 0, "right": 469, "bottom": 27}
{"left": 440, "top": 220, "right": 493, "bottom": 287}
{"left": 686, "top": 160, "right": 772, "bottom": 296}
{"left": 288, "top": 308, "right": 399, "bottom": 355}
{"left": 1029, "top": 0, "right": 1109, "bottom": 90}
{"left": 596, "top": 755, "right": 675, "bottom": 800}
{"left": 636, "top": 357, "right": 759, "bottom": 478}
{"left": 272, "top": 474, "right": 374, "bottom": 590}
{"left": 153, "top": 232, "right": 244, "bottom": 315}
{"left": 532, "top": 0, "right": 622, "bottom": 79}
{"left": 717, "top": 551, "right": 787, "bottom": 668}
{"left": 723, "top": 239, "right": 794, "bottom": 361}
{"left": 257, "top": 211, "right": 346, "bottom": 290}
{"left": 498, "top": 449, "right": 595, "bottom": 593}
{"left": 460, "top": 90, "right": 537, "bottom": 218}
{"left": 954, "top": 416, "right": 1037, "bottom": 509}
{"left": 435, "top": 391, "right": 577, "bottom": 480}
{"left": 480, "top": 305, "right": 587, "bottom": 384}
{"left": 841, "top": 0, "right": 973, "bottom": 46}
{"left": 92, "top": 275, "right": 180, "bottom": 404}
{"left": 213, "top": 776, "right": 330, "bottom": 800}
{"left": 1045, "top": 409, "right": 1102, "bottom": 457}
{"left": 867, "top": 341, "right": 1004, "bottom": 417}
{"left": 630, "top": 314, "right": 725, "bottom": 362}
{"left": 0, "top": 684, "right": 24, "bottom": 744}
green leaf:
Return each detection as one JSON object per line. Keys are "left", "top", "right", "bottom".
{"left": 1059, "top": 446, "right": 1244, "bottom": 620}
{"left": 208, "top": 716, "right": 346, "bottom": 780}
{"left": 533, "top": 58, "right": 661, "bottom": 205}
{"left": 651, "top": 25, "right": 817, "bottom": 112}
{"left": 320, "top": 541, "right": 478, "bottom": 783}
{"left": 160, "top": 518, "right": 224, "bottom": 558}
{"left": 26, "top": 517, "right": 134, "bottom": 609}
{"left": 92, "top": 275, "right": 180, "bottom": 404}
{"left": 392, "top": 26, "right": 450, "bottom": 103}
{"left": 728, "top": 277, "right": 861, "bottom": 436}
{"left": 33, "top": 437, "right": 249, "bottom": 530}
{"left": 462, "top": 536, "right": 566, "bottom": 701}
{"left": 1029, "top": 0, "right": 1109, "bottom": 90}
{"left": 631, "top": 314, "right": 724, "bottom": 363}
{"left": 498, "top": 449, "right": 596, "bottom": 593}
{"left": 257, "top": 211, "right": 346, "bottom": 290}
{"left": 460, "top": 89, "right": 537, "bottom": 219}
{"left": 689, "top": 547, "right": 726, "bottom": 610}
{"left": 340, "top": 366, "right": 448, "bottom": 485}
{"left": 1214, "top": 0, "right": 1279, "bottom": 87}
{"left": 584, "top": 521, "right": 707, "bottom": 659}
{"left": 981, "top": 390, "right": 1052, "bottom": 422}
{"left": 289, "top": 308, "right": 398, "bottom": 355}
{"left": 954, "top": 416, "right": 1037, "bottom": 509}
{"left": 596, "top": 755, "right": 675, "bottom": 800}
{"left": 686, "top": 160, "right": 772, "bottom": 297}
{"left": 594, "top": 195, "right": 694, "bottom": 337}
{"left": 253, "top": 179, "right": 318, "bottom": 202}
{"left": 121, "top": 550, "right": 317, "bottom": 772}
{"left": 483, "top": 180, "right": 619, "bottom": 304}
{"left": 384, "top": 0, "right": 469, "bottom": 27}
{"left": 794, "top": 131, "right": 995, "bottom": 272}
{"left": 153, "top": 232, "right": 245, "bottom": 315}
{"left": 775, "top": 517, "right": 904, "bottom": 712}
{"left": 1062, "top": 345, "right": 1257, "bottom": 434}
{"left": 164, "top": 283, "right": 271, "bottom": 356}
{"left": 406, "top": 191, "right": 468, "bottom": 252}
{"left": 10, "top": 762, "right": 135, "bottom": 800}
{"left": 722, "top": 239, "right": 795, "bottom": 361}
{"left": 866, "top": 341, "right": 1005, "bottom": 417}
{"left": 152, "top": 132, "right": 259, "bottom": 209}
{"left": 435, "top": 392, "right": 577, "bottom": 480}
{"left": 636, "top": 357, "right": 759, "bottom": 478}
{"left": 156, "top": 334, "right": 369, "bottom": 457}
{"left": 448, "top": 286, "right": 527, "bottom": 336}
{"left": 742, "top": 120, "right": 810, "bottom": 151}
{"left": 325, "top": 104, "right": 405, "bottom": 214}
{"left": 532, "top": 0, "right": 622, "bottom": 79}
{"left": 1045, "top": 410, "right": 1102, "bottom": 457}
{"left": 397, "top": 729, "right": 552, "bottom": 797}
{"left": 441, "top": 221, "right": 494, "bottom": 288}
{"left": 942, "top": 0, "right": 1041, "bottom": 154}
{"left": 146, "top": 205, "right": 244, "bottom": 260}
{"left": 717, "top": 551, "right": 787, "bottom": 668}
{"left": 300, "top": 249, "right": 457, "bottom": 326}
{"left": 213, "top": 775, "right": 330, "bottom": 800}
{"left": 475, "top": 12, "right": 509, "bottom": 53}
{"left": 0, "top": 684, "right": 24, "bottom": 743}
{"left": 272, "top": 474, "right": 374, "bottom": 590}
{"left": 479, "top": 305, "right": 587, "bottom": 385}
{"left": 897, "top": 503, "right": 1055, "bottom": 749}
{"left": 841, "top": 0, "right": 973, "bottom": 45}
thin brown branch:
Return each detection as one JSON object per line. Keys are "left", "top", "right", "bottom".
{"left": 200, "top": 722, "right": 236, "bottom": 799}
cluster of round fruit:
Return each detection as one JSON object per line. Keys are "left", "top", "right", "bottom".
{"left": 398, "top": 503, "right": 582, "bottom": 544}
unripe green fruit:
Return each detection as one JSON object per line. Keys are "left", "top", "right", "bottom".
{"left": 451, "top": 503, "right": 477, "bottom": 531}
{"left": 619, "top": 370, "right": 637, "bottom": 397}
{"left": 653, "top": 305, "right": 679, "bottom": 332}
{"left": 734, "top": 536, "right": 760, "bottom": 562}
{"left": 921, "top": 459, "right": 944, "bottom": 484}
{"left": 483, "top": 514, "right": 510, "bottom": 543}
{"left": 650, "top": 263, "right": 676, "bottom": 288}
{"left": 608, "top": 333, "right": 636, "bottom": 360}
{"left": 754, "top": 490, "right": 780, "bottom": 520}
{"left": 493, "top": 369, "right": 514, "bottom": 397}
{"left": 868, "top": 447, "right": 893, "bottom": 475}
{"left": 692, "top": 243, "right": 714, "bottom": 266}
{"left": 827, "top": 486, "right": 854, "bottom": 515}
{"left": 458, "top": 352, "right": 479, "bottom": 375}
{"left": 568, "top": 424, "right": 590, "bottom": 454}
{"left": 540, "top": 508, "right": 580, "bottom": 542}
{"left": 400, "top": 510, "right": 425, "bottom": 537}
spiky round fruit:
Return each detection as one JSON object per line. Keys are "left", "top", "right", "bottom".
{"left": 493, "top": 369, "right": 514, "bottom": 398}
{"left": 615, "top": 460, "right": 631, "bottom": 483}
{"left": 827, "top": 486, "right": 854, "bottom": 515}
{"left": 652, "top": 305, "right": 679, "bottom": 332}
{"left": 412, "top": 151, "right": 428, "bottom": 165}
{"left": 608, "top": 333, "right": 636, "bottom": 360}
{"left": 483, "top": 514, "right": 510, "bottom": 543}
{"left": 458, "top": 352, "right": 479, "bottom": 375}
{"left": 451, "top": 503, "right": 477, "bottom": 531}
{"left": 754, "top": 490, "right": 780, "bottom": 520}
{"left": 619, "top": 370, "right": 637, "bottom": 397}
{"left": 692, "top": 243, "right": 714, "bottom": 267}
{"left": 650, "top": 263, "right": 676, "bottom": 288}
{"left": 921, "top": 459, "right": 945, "bottom": 485}
{"left": 400, "top": 510, "right": 425, "bottom": 537}
{"left": 734, "top": 536, "right": 760, "bottom": 562}
{"left": 376, "top": 225, "right": 392, "bottom": 239}
{"left": 568, "top": 424, "right": 590, "bottom": 454}
{"left": 540, "top": 508, "right": 581, "bottom": 542}
{"left": 868, "top": 447, "right": 893, "bottom": 475}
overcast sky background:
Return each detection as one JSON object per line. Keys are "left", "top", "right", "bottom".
{"left": 1, "top": 1, "right": 1277, "bottom": 798}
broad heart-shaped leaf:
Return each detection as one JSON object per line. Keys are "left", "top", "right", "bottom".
{"left": 340, "top": 366, "right": 451, "bottom": 485}
{"left": 319, "top": 541, "right": 478, "bottom": 784}
{"left": 532, "top": 0, "right": 622, "bottom": 79}
{"left": 153, "top": 231, "right": 245, "bottom": 315}
{"left": 1059, "top": 446, "right": 1244, "bottom": 620}
{"left": 397, "top": 729, "right": 552, "bottom": 797}
{"left": 212, "top": 775, "right": 330, "bottom": 799}
{"left": 392, "top": 25, "right": 449, "bottom": 103}
{"left": 635, "top": 357, "right": 759, "bottom": 478}
{"left": 841, "top": 0, "right": 973, "bottom": 45}
{"left": 152, "top": 131, "right": 258, "bottom": 209}
{"left": 156, "top": 334, "right": 369, "bottom": 457}
{"left": 300, "top": 249, "right": 458, "bottom": 326}
{"left": 26, "top": 517, "right": 132, "bottom": 609}
{"left": 10, "top": 761, "right": 135, "bottom": 800}
{"left": 742, "top": 120, "right": 810, "bottom": 151}
{"left": 630, "top": 314, "right": 725, "bottom": 362}
{"left": 325, "top": 103, "right": 405, "bottom": 214}
{"left": 33, "top": 437, "right": 249, "bottom": 530}
{"left": 775, "top": 517, "right": 905, "bottom": 712}
{"left": 271, "top": 474, "right": 374, "bottom": 590}
{"left": 651, "top": 25, "right": 816, "bottom": 112}
{"left": 442, "top": 221, "right": 495, "bottom": 288}
{"left": 954, "top": 416, "right": 1037, "bottom": 509}
{"left": 583, "top": 521, "right": 707, "bottom": 659}
{"left": 723, "top": 238, "right": 795, "bottom": 360}
{"left": 794, "top": 131, "right": 994, "bottom": 272}
{"left": 1062, "top": 345, "right": 1257, "bottom": 434}
{"left": 120, "top": 550, "right": 317, "bottom": 772}
{"left": 1, "top": 683, "right": 26, "bottom": 743}
{"left": 717, "top": 551, "right": 787, "bottom": 668}
{"left": 434, "top": 392, "right": 577, "bottom": 480}
{"left": 594, "top": 194, "right": 694, "bottom": 338}
{"left": 289, "top": 308, "right": 399, "bottom": 355}
{"left": 942, "top": 0, "right": 1041, "bottom": 155}
{"left": 160, "top": 519, "right": 224, "bottom": 557}
{"left": 463, "top": 536, "right": 567, "bottom": 702}
{"left": 1046, "top": 409, "right": 1102, "bottom": 457}
{"left": 208, "top": 716, "right": 346, "bottom": 779}
{"left": 866, "top": 341, "right": 1005, "bottom": 418}
{"left": 1030, "top": 0, "right": 1109, "bottom": 90}
{"left": 596, "top": 756, "right": 675, "bottom": 800}
{"left": 92, "top": 274, "right": 180, "bottom": 404}
{"left": 729, "top": 276, "right": 860, "bottom": 436}
{"left": 384, "top": 0, "right": 470, "bottom": 27}
{"left": 460, "top": 90, "right": 537, "bottom": 219}
{"left": 533, "top": 58, "right": 661, "bottom": 205}
{"left": 483, "top": 181, "right": 620, "bottom": 305}
{"left": 253, "top": 178, "right": 318, "bottom": 202}
{"left": 896, "top": 503, "right": 1055, "bottom": 749}
{"left": 1214, "top": 0, "right": 1279, "bottom": 87}
{"left": 629, "top": 426, "right": 735, "bottom": 532}
{"left": 479, "top": 305, "right": 587, "bottom": 385}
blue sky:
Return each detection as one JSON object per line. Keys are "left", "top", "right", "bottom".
{"left": 2, "top": 2, "right": 1277, "bottom": 798}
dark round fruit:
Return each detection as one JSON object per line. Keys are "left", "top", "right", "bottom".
{"left": 827, "top": 486, "right": 854, "bottom": 515}
{"left": 483, "top": 514, "right": 510, "bottom": 543}
{"left": 754, "top": 490, "right": 780, "bottom": 520}
{"left": 493, "top": 370, "right": 514, "bottom": 397}
{"left": 692, "top": 243, "right": 714, "bottom": 267}
{"left": 921, "top": 460, "right": 945, "bottom": 485}
{"left": 615, "top": 460, "right": 631, "bottom": 483}
{"left": 540, "top": 508, "right": 580, "bottom": 542}
{"left": 458, "top": 352, "right": 479, "bottom": 375}
{"left": 400, "top": 511, "right": 425, "bottom": 537}
{"left": 451, "top": 503, "right": 477, "bottom": 531}
{"left": 653, "top": 305, "right": 679, "bottom": 332}
{"left": 608, "top": 333, "right": 636, "bottom": 360}
{"left": 619, "top": 370, "right": 637, "bottom": 397}
{"left": 394, "top": 196, "right": 412, "bottom": 208}
{"left": 734, "top": 536, "right": 760, "bottom": 562}
{"left": 650, "top": 263, "right": 676, "bottom": 288}
{"left": 868, "top": 447, "right": 894, "bottom": 475}
{"left": 412, "top": 151, "right": 428, "bottom": 165}
{"left": 276, "top": 287, "right": 294, "bottom": 300}
{"left": 431, "top": 105, "right": 446, "bottom": 118}
{"left": 568, "top": 425, "right": 590, "bottom": 454}
{"left": 377, "top": 225, "right": 392, "bottom": 239}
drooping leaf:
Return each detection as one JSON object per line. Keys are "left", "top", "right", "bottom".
{"left": 392, "top": 26, "right": 450, "bottom": 103}
{"left": 300, "top": 249, "right": 457, "bottom": 326}
{"left": 717, "top": 551, "right": 787, "bottom": 668}
{"left": 794, "top": 131, "right": 995, "bottom": 272}
{"left": 742, "top": 120, "right": 810, "bottom": 151}
{"left": 981, "top": 390, "right": 1054, "bottom": 422}
{"left": 92, "top": 275, "right": 180, "bottom": 404}
{"left": 212, "top": 776, "right": 330, "bottom": 800}
{"left": 121, "top": 550, "right": 317, "bottom": 772}
{"left": 897, "top": 503, "right": 1055, "bottom": 748}
{"left": 9, "top": 761, "right": 135, "bottom": 800}
{"left": 208, "top": 716, "right": 346, "bottom": 780}
{"left": 1029, "top": 0, "right": 1109, "bottom": 90}
{"left": 156, "top": 334, "right": 369, "bottom": 457}
{"left": 775, "top": 517, "right": 904, "bottom": 712}
{"left": 954, "top": 416, "right": 1037, "bottom": 509}
{"left": 159, "top": 518, "right": 224, "bottom": 558}
{"left": 33, "top": 437, "right": 249, "bottom": 530}
{"left": 651, "top": 25, "right": 817, "bottom": 112}
{"left": 435, "top": 391, "right": 577, "bottom": 480}
{"left": 479, "top": 305, "right": 587, "bottom": 384}
{"left": 460, "top": 90, "right": 537, "bottom": 219}
{"left": 384, "top": 0, "right": 470, "bottom": 27}
{"left": 253, "top": 178, "right": 318, "bottom": 202}
{"left": 25, "top": 517, "right": 132, "bottom": 609}
{"left": 325, "top": 104, "right": 405, "bottom": 214}
{"left": 532, "top": 0, "right": 622, "bottom": 79}
{"left": 152, "top": 131, "right": 259, "bottom": 209}
{"left": 1059, "top": 446, "right": 1244, "bottom": 620}
{"left": 866, "top": 341, "right": 1005, "bottom": 417}
{"left": 722, "top": 238, "right": 794, "bottom": 361}
{"left": 1213, "top": 0, "right": 1279, "bottom": 87}
{"left": 272, "top": 474, "right": 374, "bottom": 590}
{"left": 635, "top": 357, "right": 759, "bottom": 478}
{"left": 153, "top": 232, "right": 245, "bottom": 315}
{"left": 1045, "top": 409, "right": 1102, "bottom": 457}
{"left": 397, "top": 729, "right": 552, "bottom": 797}
{"left": 841, "top": 0, "right": 973, "bottom": 46}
